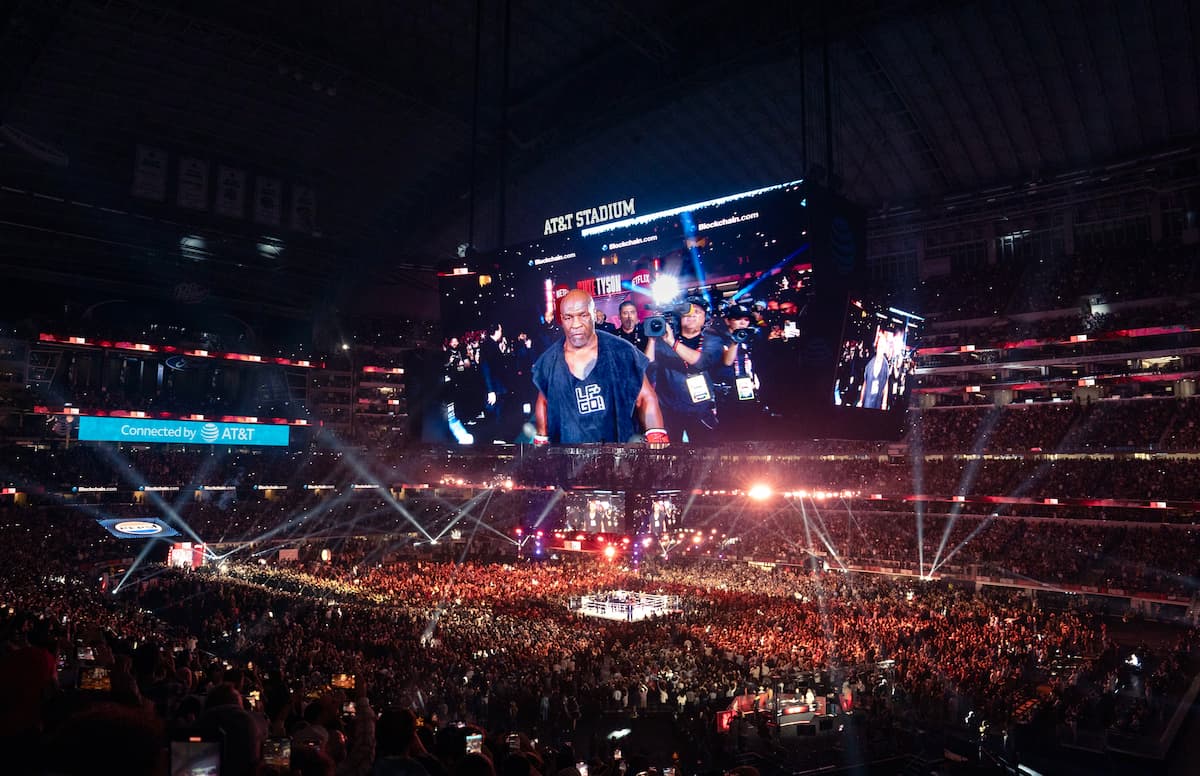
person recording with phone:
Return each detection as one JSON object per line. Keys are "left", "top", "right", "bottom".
{"left": 644, "top": 297, "right": 723, "bottom": 444}
{"left": 532, "top": 289, "right": 668, "bottom": 446}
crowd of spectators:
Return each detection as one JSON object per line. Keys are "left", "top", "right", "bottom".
{"left": 914, "top": 397, "right": 1200, "bottom": 453}
{"left": 7, "top": 500, "right": 1195, "bottom": 776}
{"left": 2, "top": 240, "right": 1200, "bottom": 775}
{"left": 726, "top": 510, "right": 1199, "bottom": 597}
{"left": 885, "top": 244, "right": 1200, "bottom": 323}
{"left": 917, "top": 298, "right": 1200, "bottom": 352}
{"left": 6, "top": 430, "right": 1200, "bottom": 526}
{"left": 42, "top": 359, "right": 311, "bottom": 422}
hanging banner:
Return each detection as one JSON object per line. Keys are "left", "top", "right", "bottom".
{"left": 132, "top": 145, "right": 168, "bottom": 201}
{"left": 214, "top": 165, "right": 246, "bottom": 219}
{"left": 290, "top": 184, "right": 317, "bottom": 233}
{"left": 177, "top": 157, "right": 210, "bottom": 211}
{"left": 254, "top": 176, "right": 282, "bottom": 225}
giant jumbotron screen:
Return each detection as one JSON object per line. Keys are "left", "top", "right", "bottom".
{"left": 425, "top": 180, "right": 915, "bottom": 445}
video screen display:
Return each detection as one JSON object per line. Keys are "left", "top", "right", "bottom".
{"left": 170, "top": 739, "right": 221, "bottom": 776}
{"left": 563, "top": 492, "right": 625, "bottom": 533}
{"left": 425, "top": 180, "right": 910, "bottom": 444}
{"left": 833, "top": 300, "right": 921, "bottom": 412}
{"left": 627, "top": 490, "right": 682, "bottom": 535}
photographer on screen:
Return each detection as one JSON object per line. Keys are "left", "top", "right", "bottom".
{"left": 713, "top": 303, "right": 762, "bottom": 440}
{"left": 644, "top": 296, "right": 723, "bottom": 443}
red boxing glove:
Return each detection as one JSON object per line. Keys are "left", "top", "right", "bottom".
{"left": 532, "top": 434, "right": 550, "bottom": 446}
{"left": 644, "top": 428, "right": 670, "bottom": 446}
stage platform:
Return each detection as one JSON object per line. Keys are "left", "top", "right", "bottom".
{"left": 573, "top": 590, "right": 681, "bottom": 621}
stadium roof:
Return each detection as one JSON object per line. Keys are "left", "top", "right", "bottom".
{"left": 0, "top": 0, "right": 1196, "bottom": 317}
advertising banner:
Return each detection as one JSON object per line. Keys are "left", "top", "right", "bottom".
{"left": 78, "top": 416, "right": 290, "bottom": 446}
{"left": 98, "top": 518, "right": 180, "bottom": 539}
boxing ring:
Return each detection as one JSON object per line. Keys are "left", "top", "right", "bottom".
{"left": 572, "top": 590, "right": 682, "bottom": 621}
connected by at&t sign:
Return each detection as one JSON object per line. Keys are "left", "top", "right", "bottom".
{"left": 77, "top": 417, "right": 290, "bottom": 447}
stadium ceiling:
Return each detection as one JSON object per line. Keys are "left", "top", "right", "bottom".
{"left": 0, "top": 0, "right": 1197, "bottom": 310}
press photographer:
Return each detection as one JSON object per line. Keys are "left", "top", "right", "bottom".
{"left": 644, "top": 297, "right": 723, "bottom": 444}
{"left": 713, "top": 303, "right": 763, "bottom": 440}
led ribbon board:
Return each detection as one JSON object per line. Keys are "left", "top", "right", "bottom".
{"left": 78, "top": 416, "right": 290, "bottom": 446}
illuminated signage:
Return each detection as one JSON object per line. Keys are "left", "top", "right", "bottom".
{"left": 575, "top": 273, "right": 623, "bottom": 297}
{"left": 579, "top": 178, "right": 802, "bottom": 237}
{"left": 38, "top": 333, "right": 318, "bottom": 368}
{"left": 544, "top": 197, "right": 636, "bottom": 236}
{"left": 532, "top": 252, "right": 576, "bottom": 267}
{"left": 78, "top": 416, "right": 290, "bottom": 446}
{"left": 115, "top": 520, "right": 162, "bottom": 535}
{"left": 98, "top": 518, "right": 180, "bottom": 539}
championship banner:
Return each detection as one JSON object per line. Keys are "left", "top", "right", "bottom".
{"left": 177, "top": 157, "right": 210, "bottom": 210}
{"left": 215, "top": 165, "right": 246, "bottom": 218}
{"left": 290, "top": 183, "right": 316, "bottom": 233}
{"left": 132, "top": 145, "right": 168, "bottom": 201}
{"left": 78, "top": 416, "right": 290, "bottom": 447}
{"left": 254, "top": 176, "right": 282, "bottom": 225}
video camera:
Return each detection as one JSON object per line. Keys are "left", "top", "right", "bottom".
{"left": 644, "top": 297, "right": 707, "bottom": 338}
{"left": 729, "top": 327, "right": 755, "bottom": 344}
{"left": 643, "top": 309, "right": 681, "bottom": 338}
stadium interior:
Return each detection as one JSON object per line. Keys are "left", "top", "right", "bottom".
{"left": 1, "top": 2, "right": 1199, "bottom": 775}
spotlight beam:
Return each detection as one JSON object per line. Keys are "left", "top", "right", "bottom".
{"left": 89, "top": 445, "right": 206, "bottom": 546}
{"left": 930, "top": 407, "right": 1002, "bottom": 571}
{"left": 732, "top": 243, "right": 810, "bottom": 302}
{"left": 316, "top": 435, "right": 434, "bottom": 541}
{"left": 427, "top": 489, "right": 492, "bottom": 544}
{"left": 791, "top": 498, "right": 848, "bottom": 571}
{"left": 679, "top": 454, "right": 717, "bottom": 525}
{"left": 529, "top": 488, "right": 564, "bottom": 531}
{"left": 794, "top": 499, "right": 845, "bottom": 671}
{"left": 930, "top": 514, "right": 996, "bottom": 575}
{"left": 909, "top": 411, "right": 927, "bottom": 577}
{"left": 419, "top": 493, "right": 502, "bottom": 645}
{"left": 431, "top": 490, "right": 499, "bottom": 543}
{"left": 112, "top": 538, "right": 162, "bottom": 594}
{"left": 210, "top": 487, "right": 358, "bottom": 561}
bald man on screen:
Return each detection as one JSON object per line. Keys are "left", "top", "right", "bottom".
{"left": 532, "top": 289, "right": 668, "bottom": 446}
